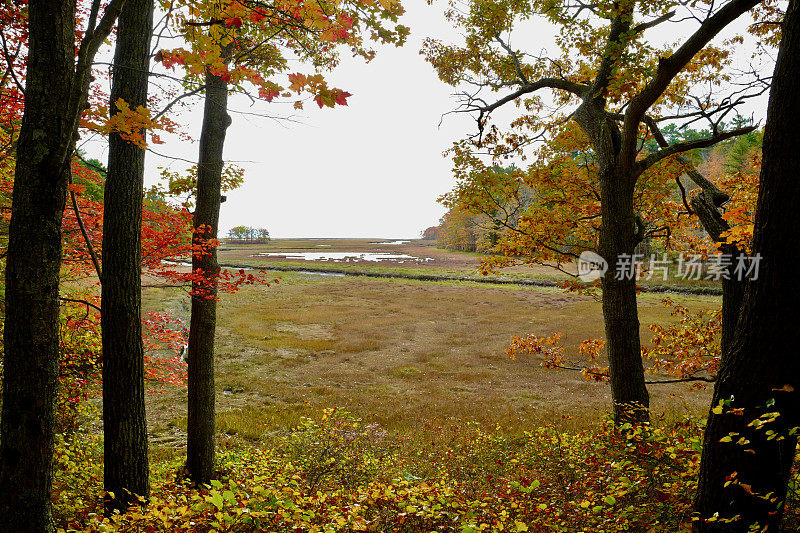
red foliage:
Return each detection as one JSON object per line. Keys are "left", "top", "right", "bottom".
{"left": 421, "top": 225, "right": 440, "bottom": 240}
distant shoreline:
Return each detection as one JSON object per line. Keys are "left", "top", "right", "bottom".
{"left": 218, "top": 260, "right": 723, "bottom": 296}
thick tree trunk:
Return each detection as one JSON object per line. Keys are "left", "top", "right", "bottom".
{"left": 694, "top": 2, "right": 800, "bottom": 530}
{"left": 101, "top": 0, "right": 154, "bottom": 512}
{"left": 598, "top": 170, "right": 650, "bottom": 424}
{"left": 186, "top": 70, "right": 230, "bottom": 484}
{"left": 0, "top": 2, "right": 77, "bottom": 531}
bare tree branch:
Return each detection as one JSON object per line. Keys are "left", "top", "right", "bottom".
{"left": 631, "top": 10, "right": 676, "bottom": 35}
{"left": 494, "top": 33, "right": 529, "bottom": 85}
{"left": 622, "top": 0, "right": 761, "bottom": 171}
{"left": 635, "top": 125, "right": 756, "bottom": 176}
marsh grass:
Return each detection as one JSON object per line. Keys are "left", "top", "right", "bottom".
{"left": 216, "top": 239, "right": 722, "bottom": 293}
{"left": 143, "top": 257, "right": 718, "bottom": 463}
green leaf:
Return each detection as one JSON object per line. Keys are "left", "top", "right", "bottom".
{"left": 205, "top": 490, "right": 225, "bottom": 509}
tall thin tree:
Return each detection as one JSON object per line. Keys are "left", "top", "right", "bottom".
{"left": 186, "top": 64, "right": 230, "bottom": 484}
{"left": 102, "top": 0, "right": 154, "bottom": 512}
{"left": 0, "top": 0, "right": 124, "bottom": 530}
{"left": 169, "top": 0, "right": 408, "bottom": 483}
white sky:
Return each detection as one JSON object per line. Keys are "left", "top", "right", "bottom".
{"left": 82, "top": 2, "right": 773, "bottom": 239}
{"left": 83, "top": 1, "right": 475, "bottom": 239}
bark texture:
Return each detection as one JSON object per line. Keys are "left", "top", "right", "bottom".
{"left": 598, "top": 169, "right": 650, "bottom": 423}
{"left": 0, "top": 3, "right": 76, "bottom": 531}
{"left": 694, "top": 2, "right": 800, "bottom": 529}
{"left": 0, "top": 0, "right": 122, "bottom": 526}
{"left": 575, "top": 99, "right": 651, "bottom": 424}
{"left": 101, "top": 0, "right": 154, "bottom": 512}
{"left": 186, "top": 69, "right": 230, "bottom": 484}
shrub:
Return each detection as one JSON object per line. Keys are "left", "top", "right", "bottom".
{"left": 52, "top": 409, "right": 800, "bottom": 532}
{"left": 270, "top": 408, "right": 399, "bottom": 493}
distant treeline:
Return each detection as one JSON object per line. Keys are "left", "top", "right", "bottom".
{"left": 420, "top": 226, "right": 440, "bottom": 240}
{"left": 226, "top": 225, "right": 270, "bottom": 243}
{"left": 427, "top": 127, "right": 763, "bottom": 255}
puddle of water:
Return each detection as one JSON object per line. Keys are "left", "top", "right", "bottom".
{"left": 162, "top": 260, "right": 256, "bottom": 270}
{"left": 253, "top": 252, "right": 434, "bottom": 263}
{"left": 161, "top": 260, "right": 192, "bottom": 268}
{"left": 162, "top": 260, "right": 349, "bottom": 277}
{"left": 299, "top": 270, "right": 346, "bottom": 277}
{"left": 369, "top": 240, "right": 410, "bottom": 245}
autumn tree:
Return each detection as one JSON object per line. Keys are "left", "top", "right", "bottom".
{"left": 426, "top": 0, "right": 770, "bottom": 423}
{"left": 101, "top": 0, "right": 154, "bottom": 512}
{"left": 186, "top": 44, "right": 229, "bottom": 485}
{"left": 644, "top": 123, "right": 761, "bottom": 361}
{"left": 693, "top": 1, "right": 800, "bottom": 529}
{"left": 421, "top": 225, "right": 441, "bottom": 240}
{"left": 0, "top": 0, "right": 124, "bottom": 530}
{"left": 157, "top": 0, "right": 408, "bottom": 483}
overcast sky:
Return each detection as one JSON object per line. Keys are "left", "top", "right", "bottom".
{"left": 82, "top": 3, "right": 772, "bottom": 239}
{"left": 82, "top": 2, "right": 476, "bottom": 239}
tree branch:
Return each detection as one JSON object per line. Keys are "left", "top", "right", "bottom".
{"left": 64, "top": 0, "right": 127, "bottom": 165}
{"left": 631, "top": 10, "right": 676, "bottom": 35}
{"left": 59, "top": 297, "right": 102, "bottom": 313}
{"left": 645, "top": 375, "right": 716, "bottom": 384}
{"left": 635, "top": 125, "right": 756, "bottom": 176}
{"left": 641, "top": 115, "right": 730, "bottom": 207}
{"left": 152, "top": 84, "right": 206, "bottom": 121}
{"left": 621, "top": 0, "right": 761, "bottom": 171}
{"left": 589, "top": 10, "right": 632, "bottom": 101}
{"left": 476, "top": 77, "right": 589, "bottom": 116}
{"left": 68, "top": 186, "right": 103, "bottom": 280}
{"left": 494, "top": 33, "right": 529, "bottom": 85}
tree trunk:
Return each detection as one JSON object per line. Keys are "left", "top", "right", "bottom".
{"left": 101, "top": 0, "right": 154, "bottom": 512}
{"left": 694, "top": 2, "right": 800, "bottom": 529}
{"left": 0, "top": 2, "right": 77, "bottom": 531}
{"left": 718, "top": 246, "right": 746, "bottom": 357}
{"left": 689, "top": 187, "right": 746, "bottom": 355}
{"left": 598, "top": 169, "right": 650, "bottom": 424}
{"left": 186, "top": 69, "right": 230, "bottom": 484}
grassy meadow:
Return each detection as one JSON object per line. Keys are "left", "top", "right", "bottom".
{"left": 142, "top": 238, "right": 718, "bottom": 460}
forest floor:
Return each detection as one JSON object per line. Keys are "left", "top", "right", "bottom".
{"left": 142, "top": 239, "right": 719, "bottom": 462}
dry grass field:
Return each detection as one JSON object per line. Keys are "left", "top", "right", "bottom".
{"left": 143, "top": 240, "right": 720, "bottom": 461}
{"left": 215, "top": 238, "right": 722, "bottom": 291}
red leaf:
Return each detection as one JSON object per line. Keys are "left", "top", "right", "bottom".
{"left": 335, "top": 91, "right": 352, "bottom": 106}
{"left": 224, "top": 17, "right": 243, "bottom": 28}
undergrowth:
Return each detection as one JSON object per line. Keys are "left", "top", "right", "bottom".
{"left": 52, "top": 408, "right": 800, "bottom": 532}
